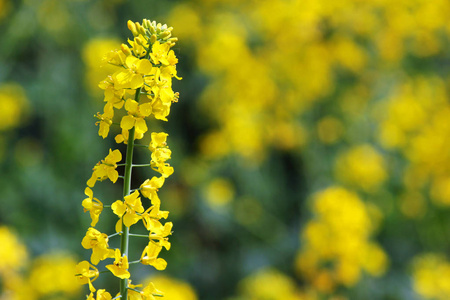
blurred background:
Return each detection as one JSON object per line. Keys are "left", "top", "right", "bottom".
{"left": 0, "top": 0, "right": 450, "bottom": 299}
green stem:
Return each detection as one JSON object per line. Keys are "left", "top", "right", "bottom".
{"left": 129, "top": 233, "right": 149, "bottom": 238}
{"left": 119, "top": 125, "right": 135, "bottom": 299}
{"left": 119, "top": 47, "right": 151, "bottom": 300}
{"left": 108, "top": 231, "right": 122, "bottom": 239}
{"left": 132, "top": 163, "right": 151, "bottom": 167}
{"left": 129, "top": 259, "right": 141, "bottom": 264}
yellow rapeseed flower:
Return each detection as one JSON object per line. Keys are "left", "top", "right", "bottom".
{"left": 112, "top": 56, "right": 153, "bottom": 90}
{"left": 0, "top": 226, "right": 28, "bottom": 276}
{"left": 111, "top": 190, "right": 145, "bottom": 227}
{"left": 81, "top": 227, "right": 114, "bottom": 265}
{"left": 120, "top": 99, "right": 153, "bottom": 135}
{"left": 82, "top": 187, "right": 103, "bottom": 226}
{"left": 75, "top": 261, "right": 99, "bottom": 292}
{"left": 106, "top": 249, "right": 130, "bottom": 279}
{"left": 142, "top": 275, "right": 198, "bottom": 300}
{"left": 87, "top": 149, "right": 122, "bottom": 187}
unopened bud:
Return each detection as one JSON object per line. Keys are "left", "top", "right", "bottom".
{"left": 127, "top": 20, "right": 138, "bottom": 36}
{"left": 159, "top": 31, "right": 171, "bottom": 40}
{"left": 150, "top": 34, "right": 157, "bottom": 44}
{"left": 149, "top": 24, "right": 156, "bottom": 34}
{"left": 138, "top": 24, "right": 146, "bottom": 36}
{"left": 167, "top": 37, "right": 178, "bottom": 44}
{"left": 121, "top": 43, "right": 132, "bottom": 56}
{"left": 135, "top": 36, "right": 144, "bottom": 46}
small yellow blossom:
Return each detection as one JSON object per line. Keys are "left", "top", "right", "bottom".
{"left": 115, "top": 128, "right": 145, "bottom": 144}
{"left": 87, "top": 149, "right": 122, "bottom": 187}
{"left": 106, "top": 249, "right": 130, "bottom": 279}
{"left": 87, "top": 289, "right": 112, "bottom": 300}
{"left": 81, "top": 227, "right": 114, "bottom": 265}
{"left": 141, "top": 242, "right": 167, "bottom": 271}
{"left": 103, "top": 47, "right": 127, "bottom": 67}
{"left": 120, "top": 99, "right": 153, "bottom": 134}
{"left": 140, "top": 176, "right": 165, "bottom": 205}
{"left": 148, "top": 132, "right": 173, "bottom": 177}
{"left": 75, "top": 261, "right": 99, "bottom": 292}
{"left": 95, "top": 110, "right": 113, "bottom": 139}
{"left": 112, "top": 56, "right": 152, "bottom": 90}
{"left": 149, "top": 132, "right": 168, "bottom": 150}
{"left": 128, "top": 281, "right": 163, "bottom": 300}
{"left": 150, "top": 41, "right": 171, "bottom": 65}
{"left": 111, "top": 190, "right": 145, "bottom": 227}
{"left": 142, "top": 281, "right": 164, "bottom": 299}
{"left": 128, "top": 35, "right": 149, "bottom": 57}
{"left": 141, "top": 206, "right": 170, "bottom": 233}
{"left": 81, "top": 187, "right": 103, "bottom": 226}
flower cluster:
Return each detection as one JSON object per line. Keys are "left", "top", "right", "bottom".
{"left": 412, "top": 253, "right": 450, "bottom": 300}
{"left": 0, "top": 226, "right": 80, "bottom": 299}
{"left": 295, "top": 187, "right": 388, "bottom": 293}
{"left": 77, "top": 19, "right": 180, "bottom": 299}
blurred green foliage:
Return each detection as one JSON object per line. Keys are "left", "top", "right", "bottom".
{"left": 0, "top": 0, "right": 450, "bottom": 299}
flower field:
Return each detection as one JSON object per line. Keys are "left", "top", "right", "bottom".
{"left": 0, "top": 0, "right": 449, "bottom": 299}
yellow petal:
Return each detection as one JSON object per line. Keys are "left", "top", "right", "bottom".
{"left": 123, "top": 212, "right": 141, "bottom": 227}
{"left": 111, "top": 200, "right": 126, "bottom": 216}
{"left": 85, "top": 187, "right": 93, "bottom": 199}
{"left": 120, "top": 115, "right": 135, "bottom": 131}
{"left": 153, "top": 258, "right": 167, "bottom": 270}
{"left": 130, "top": 74, "right": 144, "bottom": 89}
{"left": 139, "top": 102, "right": 153, "bottom": 116}
{"left": 125, "top": 99, "right": 139, "bottom": 113}
{"left": 107, "top": 169, "right": 119, "bottom": 183}
{"left": 135, "top": 118, "right": 148, "bottom": 134}
{"left": 137, "top": 59, "right": 152, "bottom": 74}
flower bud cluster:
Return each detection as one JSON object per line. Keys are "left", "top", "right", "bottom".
{"left": 76, "top": 19, "right": 180, "bottom": 299}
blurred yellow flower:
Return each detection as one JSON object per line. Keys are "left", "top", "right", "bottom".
{"left": 335, "top": 145, "right": 387, "bottom": 192}
{"left": 29, "top": 252, "right": 81, "bottom": 296}
{"left": 0, "top": 0, "right": 11, "bottom": 21}
{"left": 142, "top": 275, "right": 198, "bottom": 300}
{"left": 238, "top": 268, "right": 303, "bottom": 300}
{"left": 203, "top": 177, "right": 235, "bottom": 207}
{"left": 296, "top": 187, "right": 388, "bottom": 292}
{"left": 82, "top": 38, "right": 121, "bottom": 95}
{"left": 412, "top": 253, "right": 450, "bottom": 300}
{"left": 0, "top": 83, "right": 29, "bottom": 131}
{"left": 0, "top": 226, "right": 28, "bottom": 276}
{"left": 430, "top": 176, "right": 450, "bottom": 206}
{"left": 317, "top": 117, "right": 344, "bottom": 145}
{"left": 399, "top": 191, "right": 427, "bottom": 219}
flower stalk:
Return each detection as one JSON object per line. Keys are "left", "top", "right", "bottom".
{"left": 77, "top": 19, "right": 180, "bottom": 299}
